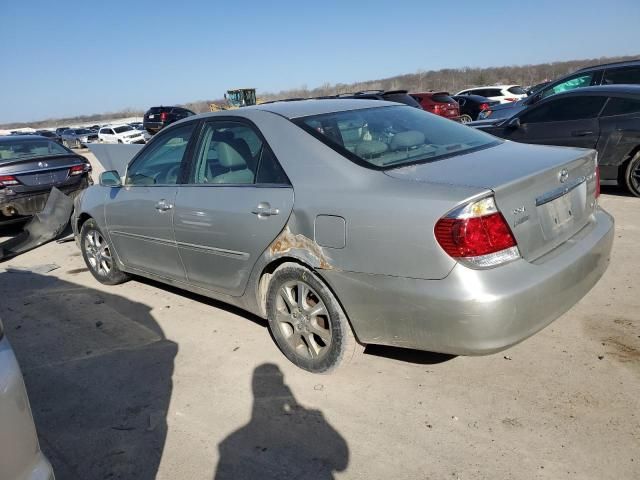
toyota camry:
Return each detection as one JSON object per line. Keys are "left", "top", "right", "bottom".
{"left": 72, "top": 99, "right": 614, "bottom": 373}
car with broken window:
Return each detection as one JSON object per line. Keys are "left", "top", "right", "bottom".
{"left": 72, "top": 99, "right": 613, "bottom": 373}
{"left": 0, "top": 135, "right": 92, "bottom": 224}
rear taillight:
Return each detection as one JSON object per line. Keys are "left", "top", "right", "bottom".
{"left": 595, "top": 166, "right": 600, "bottom": 198}
{"left": 434, "top": 196, "right": 520, "bottom": 268}
{"left": 479, "top": 103, "right": 490, "bottom": 111}
{"left": 0, "top": 175, "right": 19, "bottom": 186}
{"left": 160, "top": 112, "right": 168, "bottom": 121}
{"left": 69, "top": 165, "right": 84, "bottom": 176}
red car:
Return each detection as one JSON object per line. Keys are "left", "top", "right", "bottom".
{"left": 411, "top": 92, "right": 460, "bottom": 120}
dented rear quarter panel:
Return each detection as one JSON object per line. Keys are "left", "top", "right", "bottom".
{"left": 248, "top": 110, "right": 485, "bottom": 281}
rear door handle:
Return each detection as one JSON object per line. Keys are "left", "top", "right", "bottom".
{"left": 155, "top": 199, "right": 173, "bottom": 212}
{"left": 252, "top": 202, "right": 279, "bottom": 217}
{"left": 571, "top": 130, "right": 594, "bottom": 137}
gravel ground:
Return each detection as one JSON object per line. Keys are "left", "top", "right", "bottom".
{"left": 0, "top": 174, "right": 637, "bottom": 479}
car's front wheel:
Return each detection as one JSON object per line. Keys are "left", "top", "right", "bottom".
{"left": 266, "top": 263, "right": 362, "bottom": 373}
{"left": 621, "top": 152, "right": 640, "bottom": 197}
{"left": 80, "top": 219, "right": 130, "bottom": 285}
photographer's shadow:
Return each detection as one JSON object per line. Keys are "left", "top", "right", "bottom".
{"left": 0, "top": 270, "right": 176, "bottom": 480}
{"left": 215, "top": 363, "right": 348, "bottom": 480}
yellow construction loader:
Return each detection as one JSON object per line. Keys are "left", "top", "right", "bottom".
{"left": 209, "top": 88, "right": 260, "bottom": 112}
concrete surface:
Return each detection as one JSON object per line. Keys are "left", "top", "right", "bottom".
{"left": 0, "top": 186, "right": 637, "bottom": 480}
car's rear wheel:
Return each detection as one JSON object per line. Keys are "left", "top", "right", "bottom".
{"left": 622, "top": 152, "right": 640, "bottom": 197}
{"left": 459, "top": 114, "right": 473, "bottom": 124}
{"left": 80, "top": 219, "right": 130, "bottom": 285}
{"left": 266, "top": 263, "right": 362, "bottom": 373}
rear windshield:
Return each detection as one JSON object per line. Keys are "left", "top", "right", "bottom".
{"left": 507, "top": 86, "right": 527, "bottom": 95}
{"left": 382, "top": 93, "right": 422, "bottom": 108}
{"left": 0, "top": 139, "right": 70, "bottom": 163}
{"left": 296, "top": 105, "right": 499, "bottom": 169}
{"left": 148, "top": 107, "right": 165, "bottom": 114}
{"left": 432, "top": 94, "right": 456, "bottom": 103}
{"left": 114, "top": 126, "right": 133, "bottom": 133}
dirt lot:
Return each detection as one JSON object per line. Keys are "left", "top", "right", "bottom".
{"left": 0, "top": 175, "right": 638, "bottom": 479}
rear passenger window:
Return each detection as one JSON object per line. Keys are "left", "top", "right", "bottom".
{"left": 192, "top": 122, "right": 260, "bottom": 185}
{"left": 601, "top": 97, "right": 640, "bottom": 116}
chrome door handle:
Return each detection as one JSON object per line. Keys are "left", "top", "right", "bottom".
{"left": 155, "top": 199, "right": 173, "bottom": 212}
{"left": 252, "top": 202, "right": 279, "bottom": 217}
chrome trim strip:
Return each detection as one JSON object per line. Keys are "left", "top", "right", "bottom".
{"left": 110, "top": 230, "right": 176, "bottom": 247}
{"left": 8, "top": 163, "right": 80, "bottom": 175}
{"left": 176, "top": 241, "right": 249, "bottom": 260}
{"left": 536, "top": 176, "right": 586, "bottom": 207}
{"left": 109, "top": 231, "right": 249, "bottom": 260}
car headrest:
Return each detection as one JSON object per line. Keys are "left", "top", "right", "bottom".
{"left": 390, "top": 130, "right": 425, "bottom": 150}
{"left": 217, "top": 142, "right": 247, "bottom": 170}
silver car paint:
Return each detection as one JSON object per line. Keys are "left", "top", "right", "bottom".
{"left": 0, "top": 332, "right": 54, "bottom": 480}
{"left": 74, "top": 100, "right": 614, "bottom": 354}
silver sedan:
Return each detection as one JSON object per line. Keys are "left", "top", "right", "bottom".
{"left": 60, "top": 128, "right": 97, "bottom": 149}
{"left": 72, "top": 99, "right": 614, "bottom": 372}
{"left": 0, "top": 318, "right": 55, "bottom": 479}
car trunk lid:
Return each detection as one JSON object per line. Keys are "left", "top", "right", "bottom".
{"left": 384, "top": 141, "right": 598, "bottom": 261}
{"left": 1, "top": 156, "right": 83, "bottom": 188}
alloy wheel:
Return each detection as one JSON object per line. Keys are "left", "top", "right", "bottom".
{"left": 84, "top": 229, "right": 113, "bottom": 276}
{"left": 631, "top": 162, "right": 640, "bottom": 192}
{"left": 275, "top": 280, "right": 332, "bottom": 359}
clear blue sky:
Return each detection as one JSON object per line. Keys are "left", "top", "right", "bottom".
{"left": 1, "top": 0, "right": 638, "bottom": 123}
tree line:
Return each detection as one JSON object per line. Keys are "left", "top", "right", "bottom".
{"left": 3, "top": 54, "right": 637, "bottom": 129}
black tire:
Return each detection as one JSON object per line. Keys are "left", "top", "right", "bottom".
{"left": 266, "top": 263, "right": 362, "bottom": 373}
{"left": 459, "top": 114, "right": 473, "bottom": 124}
{"left": 621, "top": 152, "right": 640, "bottom": 197}
{"left": 80, "top": 219, "right": 130, "bottom": 285}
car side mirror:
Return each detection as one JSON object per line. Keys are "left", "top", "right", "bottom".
{"left": 100, "top": 170, "right": 122, "bottom": 187}
{"left": 507, "top": 117, "right": 521, "bottom": 129}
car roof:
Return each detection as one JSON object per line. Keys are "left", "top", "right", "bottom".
{"left": 227, "top": 99, "right": 399, "bottom": 119}
{"left": 576, "top": 59, "right": 640, "bottom": 72}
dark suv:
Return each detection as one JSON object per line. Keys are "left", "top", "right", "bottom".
{"left": 478, "top": 59, "right": 640, "bottom": 121}
{"left": 143, "top": 106, "right": 196, "bottom": 135}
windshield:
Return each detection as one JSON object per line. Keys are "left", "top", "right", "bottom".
{"left": 114, "top": 125, "right": 133, "bottom": 133}
{"left": 0, "top": 139, "right": 71, "bottom": 163}
{"left": 296, "top": 105, "right": 500, "bottom": 169}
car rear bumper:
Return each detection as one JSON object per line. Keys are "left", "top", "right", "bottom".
{"left": 0, "top": 336, "right": 55, "bottom": 480}
{"left": 0, "top": 179, "right": 89, "bottom": 217}
{"left": 323, "top": 208, "right": 614, "bottom": 355}
{"left": 143, "top": 122, "right": 164, "bottom": 132}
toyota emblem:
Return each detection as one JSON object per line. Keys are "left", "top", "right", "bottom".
{"left": 559, "top": 168, "right": 569, "bottom": 183}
